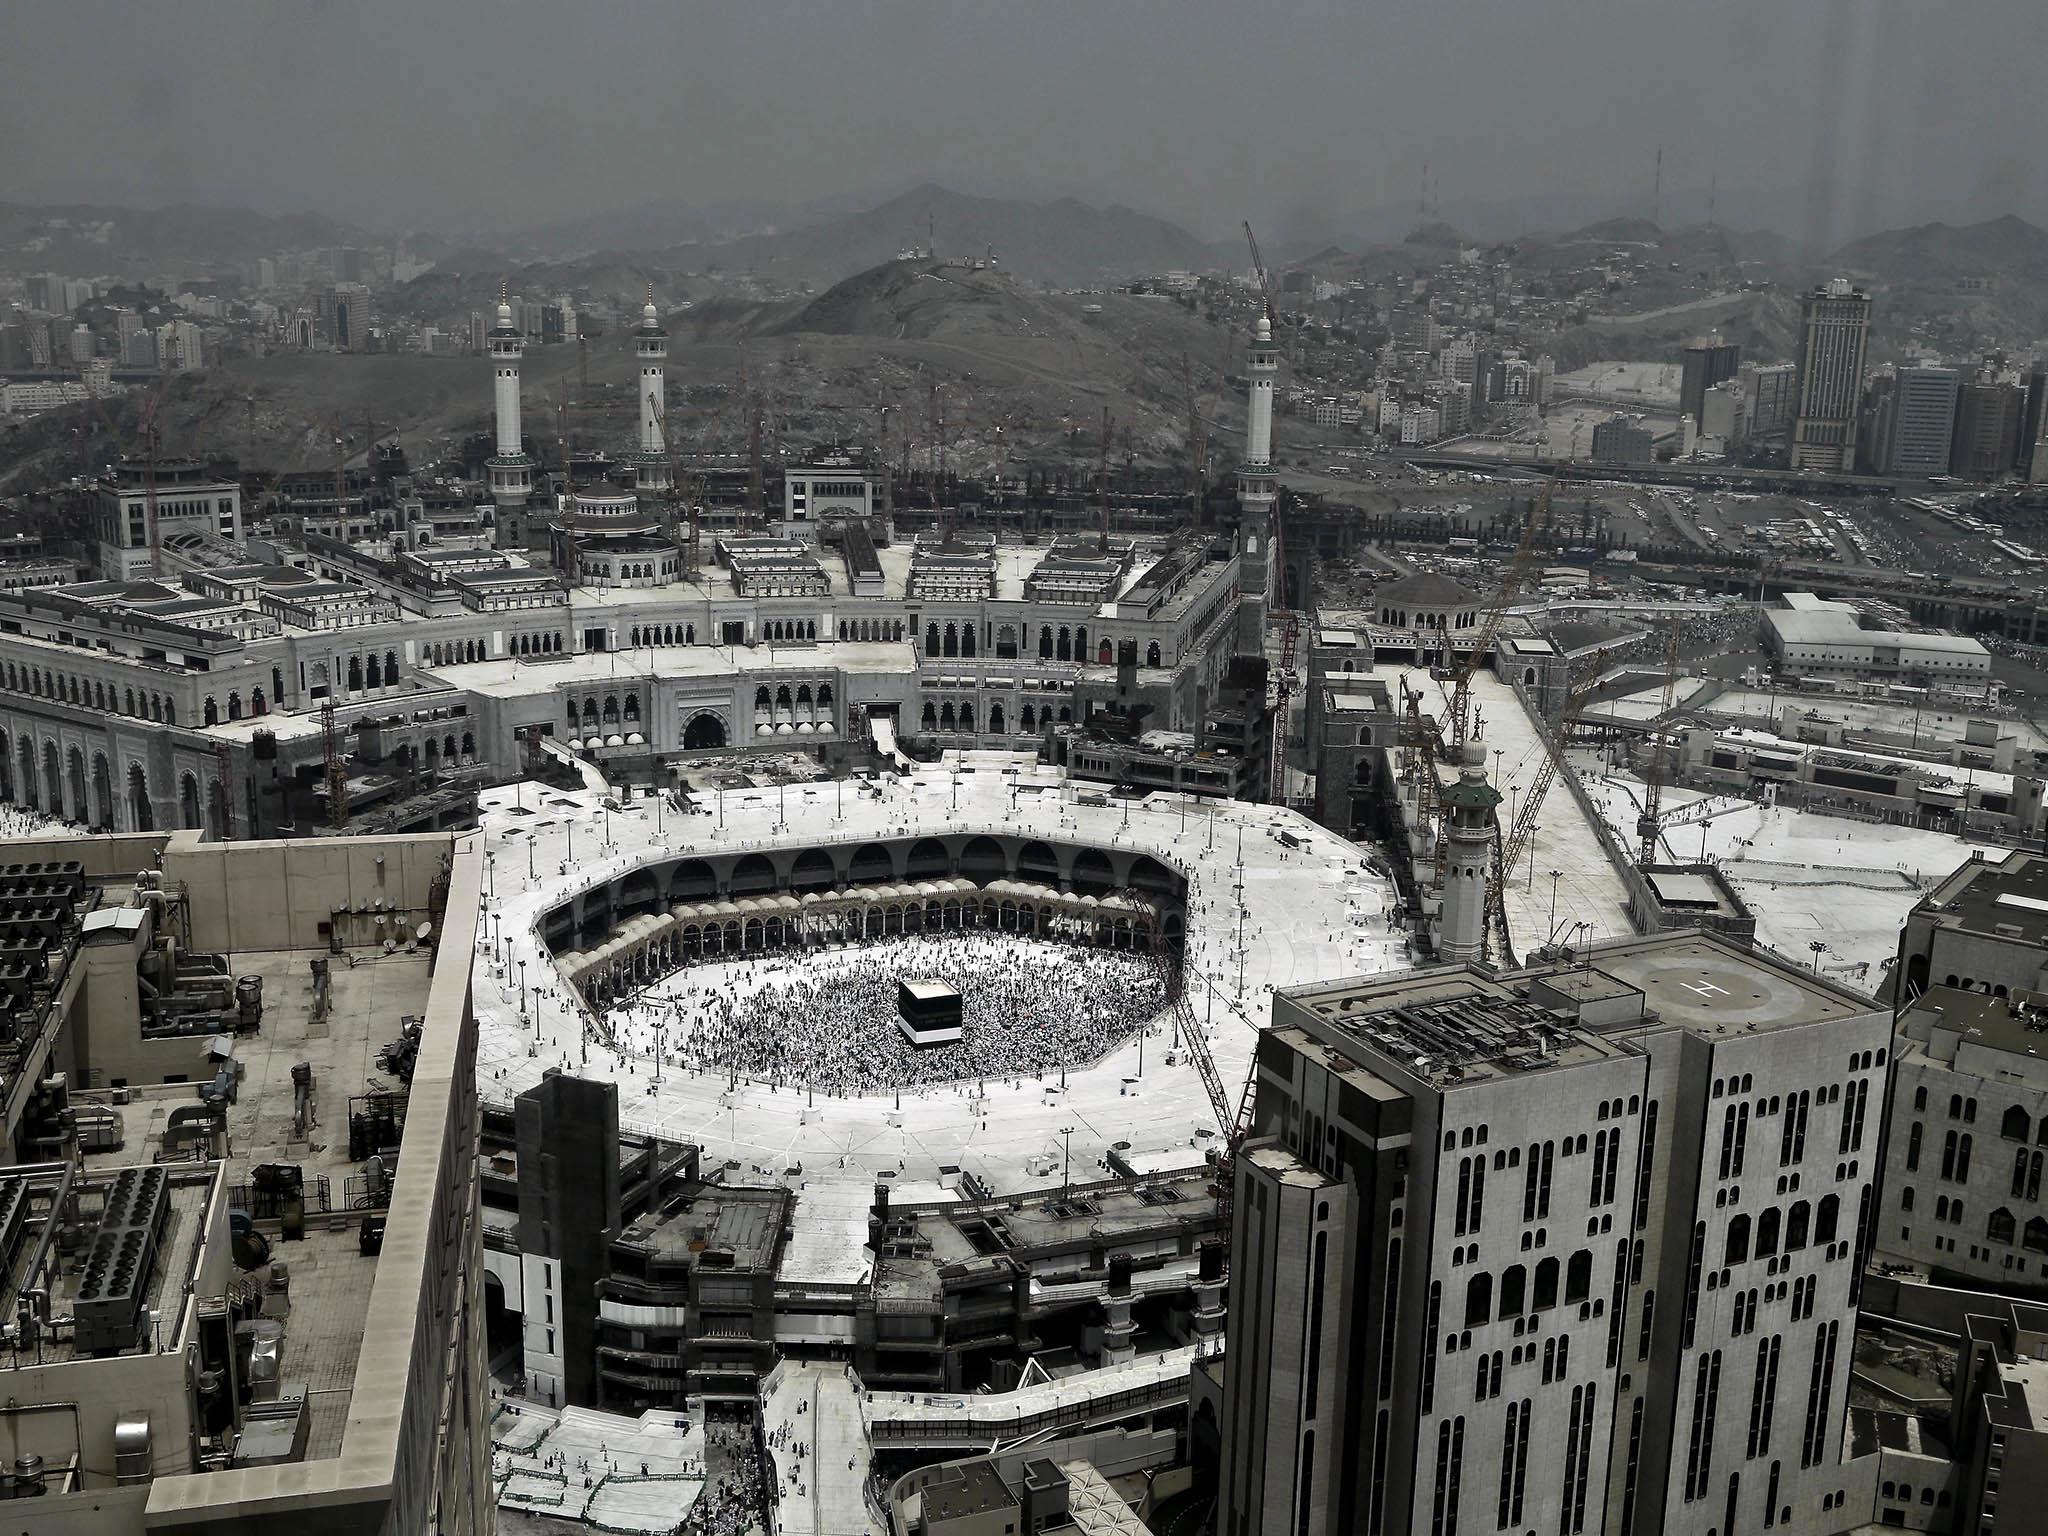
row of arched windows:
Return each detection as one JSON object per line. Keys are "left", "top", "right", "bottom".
{"left": 424, "top": 641, "right": 483, "bottom": 667}
{"left": 514, "top": 632, "right": 564, "bottom": 656}
{"left": 763, "top": 620, "right": 816, "bottom": 643}
{"left": 751, "top": 683, "right": 833, "bottom": 718}
{"left": 629, "top": 624, "right": 695, "bottom": 648}
{"left": 1722, "top": 1196, "right": 1840, "bottom": 1264}
{"left": 201, "top": 689, "right": 268, "bottom": 725}
{"left": 6, "top": 664, "right": 176, "bottom": 725}
{"left": 836, "top": 620, "right": 904, "bottom": 643}
{"left": 566, "top": 693, "right": 642, "bottom": 728}
{"left": 0, "top": 731, "right": 122, "bottom": 829}
{"left": 921, "top": 700, "right": 1070, "bottom": 734}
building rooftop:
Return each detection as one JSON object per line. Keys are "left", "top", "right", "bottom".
{"left": 1279, "top": 932, "right": 1879, "bottom": 1090}
{"left": 1376, "top": 571, "right": 1478, "bottom": 608}
{"left": 1918, "top": 850, "right": 2048, "bottom": 946}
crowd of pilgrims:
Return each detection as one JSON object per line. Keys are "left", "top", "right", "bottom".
{"left": 602, "top": 931, "right": 1172, "bottom": 1096}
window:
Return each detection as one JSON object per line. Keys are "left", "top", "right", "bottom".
{"left": 1498, "top": 1265, "right": 1526, "bottom": 1317}
{"left": 1725, "top": 1214, "right": 1751, "bottom": 1265}
{"left": 1534, "top": 1256, "right": 1559, "bottom": 1310}
{"left": 1565, "top": 1249, "right": 1593, "bottom": 1304}
{"left": 1464, "top": 1271, "right": 1492, "bottom": 1328}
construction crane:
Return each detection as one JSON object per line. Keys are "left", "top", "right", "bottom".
{"left": 321, "top": 698, "right": 347, "bottom": 830}
{"left": 1097, "top": 405, "right": 1113, "bottom": 552}
{"left": 1488, "top": 654, "right": 1611, "bottom": 957}
{"left": 1636, "top": 626, "right": 1684, "bottom": 865}
{"left": 1270, "top": 544, "right": 1300, "bottom": 806}
{"left": 1445, "top": 479, "right": 1553, "bottom": 753}
{"left": 1242, "top": 220, "right": 1275, "bottom": 323}
{"left": 649, "top": 390, "right": 700, "bottom": 579}
{"left": 1172, "top": 976, "right": 1257, "bottom": 1222}
{"left": 138, "top": 382, "right": 166, "bottom": 578}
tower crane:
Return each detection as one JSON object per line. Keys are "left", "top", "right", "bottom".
{"left": 1446, "top": 479, "right": 1552, "bottom": 753}
{"left": 1242, "top": 220, "right": 1275, "bottom": 323}
{"left": 1636, "top": 626, "right": 1683, "bottom": 865}
{"left": 1486, "top": 653, "right": 1610, "bottom": 959}
{"left": 1182, "top": 351, "right": 1206, "bottom": 529}
{"left": 1173, "top": 975, "right": 1258, "bottom": 1223}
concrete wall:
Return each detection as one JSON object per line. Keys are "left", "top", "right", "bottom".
{"left": 142, "top": 834, "right": 488, "bottom": 1535}
{"left": 163, "top": 832, "right": 453, "bottom": 954}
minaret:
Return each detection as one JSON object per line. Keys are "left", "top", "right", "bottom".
{"left": 1436, "top": 740, "right": 1502, "bottom": 964}
{"left": 486, "top": 291, "right": 535, "bottom": 548}
{"left": 632, "top": 292, "right": 670, "bottom": 496}
{"left": 1235, "top": 311, "right": 1280, "bottom": 649}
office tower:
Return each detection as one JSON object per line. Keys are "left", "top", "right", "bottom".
{"left": 1218, "top": 933, "right": 1888, "bottom": 1536}
{"left": 1591, "top": 415, "right": 1654, "bottom": 463}
{"left": 1700, "top": 381, "right": 1747, "bottom": 446}
{"left": 1742, "top": 362, "right": 1798, "bottom": 438}
{"left": 1880, "top": 368, "right": 1960, "bottom": 476}
{"left": 1681, "top": 340, "right": 1742, "bottom": 426}
{"left": 1950, "top": 383, "right": 2025, "bottom": 480}
{"left": 1791, "top": 280, "right": 1872, "bottom": 473}
{"left": 2023, "top": 361, "right": 2048, "bottom": 482}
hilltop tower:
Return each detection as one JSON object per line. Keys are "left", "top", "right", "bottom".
{"left": 632, "top": 294, "right": 670, "bottom": 497}
{"left": 1436, "top": 739, "right": 1501, "bottom": 964}
{"left": 486, "top": 293, "right": 536, "bottom": 549}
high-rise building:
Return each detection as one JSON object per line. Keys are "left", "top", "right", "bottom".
{"left": 2022, "top": 360, "right": 2048, "bottom": 482}
{"left": 1591, "top": 415, "right": 1654, "bottom": 463}
{"left": 1743, "top": 362, "right": 1798, "bottom": 438}
{"left": 1217, "top": 932, "right": 1889, "bottom": 1536}
{"left": 1877, "top": 367, "right": 1960, "bottom": 476}
{"left": 1951, "top": 382, "right": 2026, "bottom": 481}
{"left": 1680, "top": 339, "right": 1742, "bottom": 426}
{"left": 1700, "top": 380, "right": 1747, "bottom": 446}
{"left": 171, "top": 319, "right": 204, "bottom": 372}
{"left": 67, "top": 323, "right": 94, "bottom": 364}
{"left": 1791, "top": 280, "right": 1872, "bottom": 473}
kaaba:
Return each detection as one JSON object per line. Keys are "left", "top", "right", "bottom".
{"left": 896, "top": 978, "right": 964, "bottom": 1047}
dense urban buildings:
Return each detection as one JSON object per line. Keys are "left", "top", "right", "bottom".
{"left": 12, "top": 30, "right": 2048, "bottom": 1531}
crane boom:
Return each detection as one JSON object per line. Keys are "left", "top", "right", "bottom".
{"left": 1447, "top": 479, "right": 1551, "bottom": 751}
{"left": 1242, "top": 220, "right": 1275, "bottom": 322}
{"left": 1637, "top": 626, "right": 1683, "bottom": 865}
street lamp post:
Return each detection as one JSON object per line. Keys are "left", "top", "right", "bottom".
{"left": 1060, "top": 1125, "right": 1075, "bottom": 1198}
{"left": 1548, "top": 870, "right": 1562, "bottom": 936}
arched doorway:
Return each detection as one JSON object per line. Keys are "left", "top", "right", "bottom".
{"left": 128, "top": 765, "right": 153, "bottom": 831}
{"left": 66, "top": 748, "right": 86, "bottom": 825}
{"left": 180, "top": 774, "right": 201, "bottom": 829}
{"left": 682, "top": 712, "right": 727, "bottom": 750}
{"left": 92, "top": 753, "right": 113, "bottom": 829}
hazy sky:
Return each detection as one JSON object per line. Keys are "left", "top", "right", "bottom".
{"left": 7, "top": 0, "right": 2044, "bottom": 243}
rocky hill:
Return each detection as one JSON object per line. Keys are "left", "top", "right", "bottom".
{"left": 640, "top": 185, "right": 1223, "bottom": 289}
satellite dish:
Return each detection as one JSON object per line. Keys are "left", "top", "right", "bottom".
{"left": 382, "top": 938, "right": 397, "bottom": 954}
{"left": 416, "top": 920, "right": 433, "bottom": 941}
